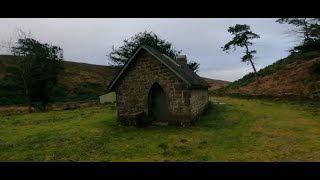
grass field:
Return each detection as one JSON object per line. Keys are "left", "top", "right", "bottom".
{"left": 0, "top": 97, "right": 319, "bottom": 162}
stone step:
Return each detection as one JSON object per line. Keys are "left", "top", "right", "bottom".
{"left": 209, "top": 100, "right": 226, "bottom": 105}
{"left": 152, "top": 121, "right": 169, "bottom": 126}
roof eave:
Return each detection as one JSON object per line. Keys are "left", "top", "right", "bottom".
{"left": 142, "top": 46, "right": 193, "bottom": 87}
{"left": 107, "top": 46, "right": 145, "bottom": 90}
{"left": 107, "top": 45, "right": 194, "bottom": 90}
{"left": 191, "top": 84, "right": 209, "bottom": 89}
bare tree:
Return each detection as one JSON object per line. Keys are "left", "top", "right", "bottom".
{"left": 3, "top": 29, "right": 35, "bottom": 112}
{"left": 276, "top": 18, "right": 320, "bottom": 44}
{"left": 7, "top": 29, "right": 63, "bottom": 112}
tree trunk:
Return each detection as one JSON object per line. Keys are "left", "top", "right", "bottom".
{"left": 303, "top": 18, "right": 310, "bottom": 44}
{"left": 244, "top": 43, "right": 259, "bottom": 81}
{"left": 41, "top": 101, "right": 46, "bottom": 112}
{"left": 22, "top": 74, "right": 32, "bottom": 113}
{"left": 249, "top": 59, "right": 257, "bottom": 76}
{"left": 248, "top": 59, "right": 259, "bottom": 83}
{"left": 26, "top": 90, "right": 32, "bottom": 113}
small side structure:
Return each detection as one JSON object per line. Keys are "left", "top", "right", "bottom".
{"left": 99, "top": 92, "right": 116, "bottom": 104}
{"left": 107, "top": 45, "right": 209, "bottom": 126}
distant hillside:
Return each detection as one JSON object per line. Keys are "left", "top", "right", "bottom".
{"left": 0, "top": 55, "right": 120, "bottom": 105}
{"left": 0, "top": 55, "right": 225, "bottom": 105}
{"left": 201, "top": 77, "right": 230, "bottom": 91}
{"left": 56, "top": 60, "right": 120, "bottom": 100}
{"left": 216, "top": 51, "right": 320, "bottom": 99}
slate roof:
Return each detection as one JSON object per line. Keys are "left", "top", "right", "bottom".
{"left": 108, "top": 45, "right": 209, "bottom": 90}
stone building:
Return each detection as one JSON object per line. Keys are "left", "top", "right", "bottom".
{"left": 107, "top": 45, "right": 209, "bottom": 126}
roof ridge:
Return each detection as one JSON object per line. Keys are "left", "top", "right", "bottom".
{"left": 162, "top": 54, "right": 181, "bottom": 67}
{"left": 108, "top": 45, "right": 208, "bottom": 90}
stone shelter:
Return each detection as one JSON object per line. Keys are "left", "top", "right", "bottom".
{"left": 107, "top": 45, "right": 209, "bottom": 126}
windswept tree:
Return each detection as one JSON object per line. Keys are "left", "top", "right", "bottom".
{"left": 107, "top": 30, "right": 200, "bottom": 72}
{"left": 222, "top": 24, "right": 260, "bottom": 79}
{"left": 10, "top": 30, "right": 64, "bottom": 112}
{"left": 276, "top": 18, "right": 320, "bottom": 53}
{"left": 276, "top": 18, "right": 320, "bottom": 42}
{"left": 187, "top": 61, "right": 200, "bottom": 72}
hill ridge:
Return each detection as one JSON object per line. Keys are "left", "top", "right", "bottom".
{"left": 0, "top": 55, "right": 228, "bottom": 105}
{"left": 217, "top": 51, "right": 320, "bottom": 99}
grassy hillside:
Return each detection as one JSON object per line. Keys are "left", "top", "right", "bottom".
{"left": 201, "top": 77, "right": 230, "bottom": 91}
{"left": 0, "top": 55, "right": 120, "bottom": 105}
{"left": 216, "top": 51, "right": 320, "bottom": 99}
{"left": 53, "top": 60, "right": 120, "bottom": 102}
{"left": 0, "top": 97, "right": 319, "bottom": 161}
{"left": 0, "top": 55, "right": 225, "bottom": 106}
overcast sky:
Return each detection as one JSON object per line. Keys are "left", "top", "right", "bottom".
{"left": 0, "top": 18, "right": 297, "bottom": 81}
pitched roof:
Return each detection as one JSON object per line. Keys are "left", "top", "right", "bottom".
{"left": 108, "top": 45, "right": 209, "bottom": 90}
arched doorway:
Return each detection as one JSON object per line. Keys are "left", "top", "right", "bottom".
{"left": 148, "top": 83, "right": 169, "bottom": 122}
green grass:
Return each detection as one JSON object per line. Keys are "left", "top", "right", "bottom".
{"left": 0, "top": 97, "right": 319, "bottom": 162}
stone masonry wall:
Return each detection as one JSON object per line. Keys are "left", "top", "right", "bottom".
{"left": 190, "top": 89, "right": 208, "bottom": 121}
{"left": 114, "top": 49, "right": 191, "bottom": 125}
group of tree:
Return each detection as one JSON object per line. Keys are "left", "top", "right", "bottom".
{"left": 7, "top": 30, "right": 63, "bottom": 112}
{"left": 276, "top": 18, "right": 320, "bottom": 53}
{"left": 107, "top": 31, "right": 200, "bottom": 72}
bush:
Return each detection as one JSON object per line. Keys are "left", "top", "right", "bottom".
{"left": 74, "top": 83, "right": 102, "bottom": 101}
{"left": 226, "top": 72, "right": 256, "bottom": 89}
{"left": 51, "top": 83, "right": 105, "bottom": 103}
{"left": 0, "top": 78, "right": 26, "bottom": 105}
{"left": 51, "top": 84, "right": 69, "bottom": 102}
{"left": 0, "top": 97, "right": 12, "bottom": 105}
{"left": 291, "top": 40, "right": 320, "bottom": 53}
{"left": 310, "top": 61, "right": 320, "bottom": 80}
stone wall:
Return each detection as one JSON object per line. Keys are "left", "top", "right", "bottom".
{"left": 190, "top": 89, "right": 208, "bottom": 120}
{"left": 114, "top": 49, "right": 191, "bottom": 125}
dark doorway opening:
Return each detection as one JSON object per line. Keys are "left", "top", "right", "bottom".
{"left": 148, "top": 83, "right": 169, "bottom": 122}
